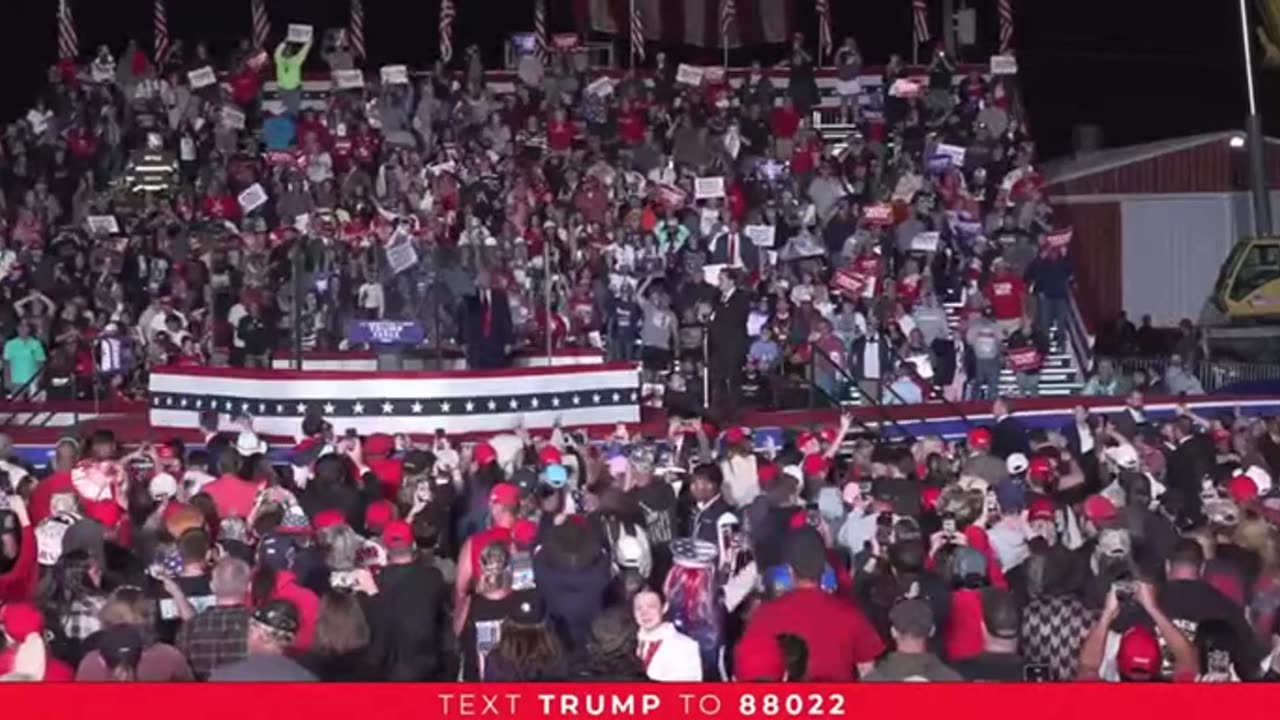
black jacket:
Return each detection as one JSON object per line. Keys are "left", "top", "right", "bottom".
{"left": 991, "top": 415, "right": 1031, "bottom": 460}
{"left": 368, "top": 560, "right": 449, "bottom": 681}
{"left": 708, "top": 288, "right": 751, "bottom": 358}
{"left": 460, "top": 289, "right": 514, "bottom": 369}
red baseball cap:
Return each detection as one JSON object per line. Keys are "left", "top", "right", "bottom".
{"left": 1028, "top": 456, "right": 1053, "bottom": 483}
{"left": 966, "top": 427, "right": 993, "bottom": 451}
{"left": 312, "top": 509, "right": 346, "bottom": 531}
{"left": 1116, "top": 625, "right": 1161, "bottom": 681}
{"left": 796, "top": 432, "right": 818, "bottom": 451}
{"left": 733, "top": 632, "right": 787, "bottom": 680}
{"left": 538, "top": 446, "right": 563, "bottom": 466}
{"left": 1, "top": 602, "right": 45, "bottom": 641}
{"left": 363, "top": 500, "right": 395, "bottom": 532}
{"left": 155, "top": 444, "right": 178, "bottom": 461}
{"left": 819, "top": 427, "right": 839, "bottom": 445}
{"left": 725, "top": 427, "right": 749, "bottom": 444}
{"left": 474, "top": 442, "right": 497, "bottom": 466}
{"left": 489, "top": 482, "right": 520, "bottom": 508}
{"left": 1227, "top": 475, "right": 1259, "bottom": 504}
{"left": 363, "top": 433, "right": 395, "bottom": 457}
{"left": 1027, "top": 496, "right": 1055, "bottom": 521}
{"left": 789, "top": 510, "right": 810, "bottom": 530}
{"left": 1083, "top": 495, "right": 1118, "bottom": 525}
{"left": 920, "top": 486, "right": 942, "bottom": 512}
{"left": 381, "top": 520, "right": 414, "bottom": 550}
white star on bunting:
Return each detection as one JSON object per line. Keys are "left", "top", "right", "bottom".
{"left": 411, "top": 401, "right": 424, "bottom": 413}
{"left": 439, "top": 401, "right": 451, "bottom": 413}
{"left": 487, "top": 399, "right": 497, "bottom": 411}
{"left": 324, "top": 403, "right": 336, "bottom": 414}
{"left": 465, "top": 401, "right": 475, "bottom": 412}
{"left": 381, "top": 402, "right": 394, "bottom": 414}
{"left": 508, "top": 398, "right": 519, "bottom": 410}
{"left": 353, "top": 402, "right": 366, "bottom": 415}
{"left": 296, "top": 403, "right": 307, "bottom": 414}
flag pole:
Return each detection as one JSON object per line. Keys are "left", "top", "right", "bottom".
{"left": 629, "top": 0, "right": 635, "bottom": 70}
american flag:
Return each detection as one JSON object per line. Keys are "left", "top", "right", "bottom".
{"left": 149, "top": 365, "right": 641, "bottom": 437}
{"left": 251, "top": 0, "right": 271, "bottom": 49}
{"left": 57, "top": 0, "right": 78, "bottom": 60}
{"left": 629, "top": 0, "right": 645, "bottom": 62}
{"left": 153, "top": 0, "right": 171, "bottom": 65}
{"left": 720, "top": 0, "right": 736, "bottom": 47}
{"left": 534, "top": 0, "right": 548, "bottom": 63}
{"left": 912, "top": 0, "right": 931, "bottom": 46}
{"left": 998, "top": 0, "right": 1014, "bottom": 54}
{"left": 349, "top": 0, "right": 366, "bottom": 60}
{"left": 439, "top": 0, "right": 456, "bottom": 63}
{"left": 816, "top": 0, "right": 832, "bottom": 59}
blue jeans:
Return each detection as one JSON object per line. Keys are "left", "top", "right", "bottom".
{"left": 972, "top": 357, "right": 1002, "bottom": 400}
{"left": 1037, "top": 295, "right": 1069, "bottom": 338}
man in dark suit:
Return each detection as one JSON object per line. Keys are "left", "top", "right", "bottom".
{"left": 1110, "top": 390, "right": 1149, "bottom": 440}
{"left": 708, "top": 221, "right": 760, "bottom": 270}
{"left": 708, "top": 268, "right": 751, "bottom": 420}
{"left": 990, "top": 397, "right": 1031, "bottom": 460}
{"left": 1165, "top": 415, "right": 1214, "bottom": 506}
{"left": 461, "top": 271, "right": 513, "bottom": 370}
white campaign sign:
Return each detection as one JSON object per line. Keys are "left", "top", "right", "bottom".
{"left": 385, "top": 238, "right": 419, "bottom": 275}
{"left": 935, "top": 143, "right": 967, "bottom": 167}
{"left": 701, "top": 263, "right": 728, "bottom": 287}
{"left": 187, "top": 66, "right": 217, "bottom": 89}
{"left": 911, "top": 231, "right": 940, "bottom": 253}
{"left": 85, "top": 215, "right": 120, "bottom": 235}
{"left": 676, "top": 64, "right": 704, "bottom": 85}
{"left": 237, "top": 183, "right": 268, "bottom": 214}
{"left": 220, "top": 106, "right": 246, "bottom": 130}
{"left": 380, "top": 65, "right": 409, "bottom": 84}
{"left": 745, "top": 225, "right": 776, "bottom": 247}
{"left": 332, "top": 69, "right": 364, "bottom": 89}
{"left": 694, "top": 176, "right": 725, "bottom": 200}
{"left": 287, "top": 24, "right": 315, "bottom": 44}
{"left": 585, "top": 76, "right": 615, "bottom": 97}
{"left": 990, "top": 55, "right": 1018, "bottom": 75}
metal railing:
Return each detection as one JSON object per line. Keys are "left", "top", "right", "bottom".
{"left": 810, "top": 347, "right": 916, "bottom": 441}
{"left": 1100, "top": 355, "right": 1280, "bottom": 393}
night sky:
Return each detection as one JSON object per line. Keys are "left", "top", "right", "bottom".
{"left": 0, "top": 0, "right": 1268, "bottom": 159}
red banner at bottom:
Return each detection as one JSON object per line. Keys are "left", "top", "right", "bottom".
{"left": 0, "top": 684, "right": 1272, "bottom": 720}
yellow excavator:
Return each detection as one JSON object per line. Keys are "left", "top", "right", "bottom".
{"left": 1200, "top": 236, "right": 1280, "bottom": 361}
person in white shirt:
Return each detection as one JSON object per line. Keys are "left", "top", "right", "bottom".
{"left": 357, "top": 275, "right": 386, "bottom": 319}
{"left": 633, "top": 588, "right": 702, "bottom": 682}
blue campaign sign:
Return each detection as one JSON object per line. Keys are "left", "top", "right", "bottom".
{"left": 346, "top": 320, "right": 426, "bottom": 345}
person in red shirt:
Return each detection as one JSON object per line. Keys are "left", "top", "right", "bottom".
{"left": 983, "top": 259, "right": 1027, "bottom": 336}
{"left": 202, "top": 432, "right": 268, "bottom": 520}
{"left": 250, "top": 534, "right": 319, "bottom": 652}
{"left": 546, "top": 108, "right": 576, "bottom": 155}
{"left": 741, "top": 528, "right": 885, "bottom": 680}
{"left": 453, "top": 469, "right": 519, "bottom": 611}
{"left": 769, "top": 98, "right": 801, "bottom": 157}
{"left": 617, "top": 99, "right": 647, "bottom": 146}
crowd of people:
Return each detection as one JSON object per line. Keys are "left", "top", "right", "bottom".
{"left": 0, "top": 27, "right": 1070, "bottom": 417}
{"left": 1, "top": 389, "right": 1280, "bottom": 682}
{"left": 4, "top": 26, "right": 1277, "bottom": 685}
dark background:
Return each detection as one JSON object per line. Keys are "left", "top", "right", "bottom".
{"left": 0, "top": 0, "right": 1268, "bottom": 159}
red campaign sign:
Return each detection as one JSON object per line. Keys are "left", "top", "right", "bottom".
{"left": 552, "top": 33, "right": 580, "bottom": 50}
{"left": 1042, "top": 226, "right": 1073, "bottom": 250}
{"left": 0, "top": 684, "right": 1267, "bottom": 720}
{"left": 1008, "top": 346, "right": 1042, "bottom": 372}
{"left": 655, "top": 183, "right": 688, "bottom": 210}
{"left": 830, "top": 266, "right": 871, "bottom": 299}
{"left": 861, "top": 203, "right": 894, "bottom": 225}
{"left": 264, "top": 150, "right": 302, "bottom": 167}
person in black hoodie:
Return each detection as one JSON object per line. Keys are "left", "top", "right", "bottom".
{"left": 299, "top": 452, "right": 382, "bottom": 535}
{"left": 534, "top": 519, "right": 612, "bottom": 661}
{"left": 367, "top": 519, "right": 447, "bottom": 680}
{"left": 572, "top": 606, "right": 648, "bottom": 681}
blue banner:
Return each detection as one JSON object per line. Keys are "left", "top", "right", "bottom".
{"left": 346, "top": 320, "right": 426, "bottom": 345}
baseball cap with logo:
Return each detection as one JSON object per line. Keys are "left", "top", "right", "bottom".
{"left": 489, "top": 483, "right": 520, "bottom": 508}
{"left": 381, "top": 520, "right": 414, "bottom": 550}
{"left": 1116, "top": 624, "right": 1161, "bottom": 681}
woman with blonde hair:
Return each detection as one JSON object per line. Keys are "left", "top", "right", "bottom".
{"left": 300, "top": 590, "right": 378, "bottom": 681}
{"left": 74, "top": 586, "right": 193, "bottom": 681}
